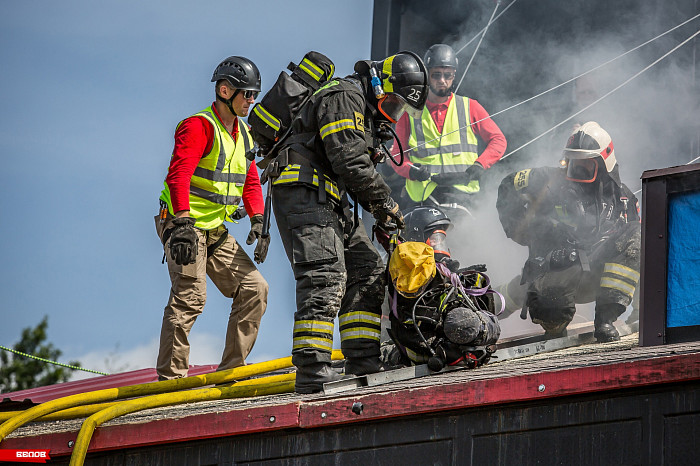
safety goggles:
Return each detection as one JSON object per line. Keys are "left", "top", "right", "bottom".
{"left": 430, "top": 71, "right": 456, "bottom": 81}
{"left": 565, "top": 157, "right": 599, "bottom": 183}
{"left": 377, "top": 93, "right": 420, "bottom": 123}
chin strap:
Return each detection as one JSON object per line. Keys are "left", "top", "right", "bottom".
{"left": 216, "top": 89, "right": 240, "bottom": 116}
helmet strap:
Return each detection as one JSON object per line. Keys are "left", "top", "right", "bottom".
{"left": 216, "top": 89, "right": 239, "bottom": 117}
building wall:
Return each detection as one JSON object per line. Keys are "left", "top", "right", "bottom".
{"left": 66, "top": 381, "right": 700, "bottom": 465}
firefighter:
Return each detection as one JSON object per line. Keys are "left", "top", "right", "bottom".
{"left": 385, "top": 239, "right": 500, "bottom": 368}
{"left": 402, "top": 205, "right": 459, "bottom": 271}
{"left": 155, "top": 56, "right": 269, "bottom": 380}
{"left": 496, "top": 122, "right": 641, "bottom": 342}
{"left": 388, "top": 44, "right": 507, "bottom": 212}
{"left": 269, "top": 52, "right": 428, "bottom": 393}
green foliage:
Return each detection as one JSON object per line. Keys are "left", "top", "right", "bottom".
{"left": 0, "top": 316, "right": 82, "bottom": 393}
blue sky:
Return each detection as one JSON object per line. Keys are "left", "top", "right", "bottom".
{"left": 0, "top": 0, "right": 376, "bottom": 377}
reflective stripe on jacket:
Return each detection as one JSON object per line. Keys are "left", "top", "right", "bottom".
{"left": 272, "top": 164, "right": 341, "bottom": 201}
{"left": 161, "top": 106, "right": 252, "bottom": 230}
{"left": 406, "top": 95, "right": 479, "bottom": 202}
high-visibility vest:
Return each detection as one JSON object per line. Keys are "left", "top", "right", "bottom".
{"left": 160, "top": 106, "right": 252, "bottom": 230}
{"left": 405, "top": 95, "right": 480, "bottom": 202}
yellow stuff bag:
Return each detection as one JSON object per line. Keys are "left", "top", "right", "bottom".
{"left": 389, "top": 241, "right": 437, "bottom": 298}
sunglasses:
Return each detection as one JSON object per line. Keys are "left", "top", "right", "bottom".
{"left": 430, "top": 71, "right": 456, "bottom": 81}
{"left": 241, "top": 89, "right": 259, "bottom": 99}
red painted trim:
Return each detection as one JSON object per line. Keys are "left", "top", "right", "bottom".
{"left": 298, "top": 353, "right": 700, "bottom": 428}
{"left": 3, "top": 403, "right": 301, "bottom": 457}
{"left": 3, "top": 353, "right": 700, "bottom": 456}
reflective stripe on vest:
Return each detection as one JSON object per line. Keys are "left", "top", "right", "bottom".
{"left": 405, "top": 95, "right": 480, "bottom": 202}
{"left": 160, "top": 106, "right": 252, "bottom": 230}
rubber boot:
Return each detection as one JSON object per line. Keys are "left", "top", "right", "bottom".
{"left": 594, "top": 323, "right": 620, "bottom": 342}
{"left": 344, "top": 357, "right": 398, "bottom": 377}
{"left": 594, "top": 303, "right": 624, "bottom": 343}
{"left": 540, "top": 321, "right": 568, "bottom": 339}
{"left": 294, "top": 362, "right": 343, "bottom": 394}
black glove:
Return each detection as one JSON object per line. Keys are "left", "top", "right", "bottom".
{"left": 246, "top": 214, "right": 270, "bottom": 264}
{"left": 408, "top": 163, "right": 431, "bottom": 182}
{"left": 369, "top": 197, "right": 405, "bottom": 231}
{"left": 464, "top": 163, "right": 485, "bottom": 182}
{"left": 230, "top": 205, "right": 247, "bottom": 220}
{"left": 431, "top": 163, "right": 485, "bottom": 186}
{"left": 430, "top": 172, "right": 468, "bottom": 186}
{"left": 168, "top": 217, "right": 198, "bottom": 266}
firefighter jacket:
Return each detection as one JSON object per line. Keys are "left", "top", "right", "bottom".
{"left": 160, "top": 106, "right": 252, "bottom": 230}
{"left": 272, "top": 77, "right": 391, "bottom": 208}
{"left": 496, "top": 166, "right": 641, "bottom": 303}
{"left": 405, "top": 95, "right": 480, "bottom": 202}
{"left": 497, "top": 167, "right": 639, "bottom": 251}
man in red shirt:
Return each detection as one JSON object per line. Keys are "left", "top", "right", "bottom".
{"left": 154, "top": 56, "right": 269, "bottom": 380}
{"left": 389, "top": 44, "right": 506, "bottom": 213}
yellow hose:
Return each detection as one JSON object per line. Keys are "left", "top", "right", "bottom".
{"left": 0, "top": 373, "right": 295, "bottom": 423}
{"left": 69, "top": 374, "right": 296, "bottom": 466}
{"left": 0, "top": 350, "right": 343, "bottom": 443}
{"left": 0, "top": 402, "right": 120, "bottom": 423}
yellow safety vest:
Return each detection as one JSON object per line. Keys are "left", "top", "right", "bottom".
{"left": 405, "top": 95, "right": 480, "bottom": 202}
{"left": 160, "top": 106, "right": 252, "bottom": 230}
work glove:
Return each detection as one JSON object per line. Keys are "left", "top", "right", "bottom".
{"left": 246, "top": 214, "right": 270, "bottom": 264}
{"left": 431, "top": 162, "right": 485, "bottom": 186}
{"left": 464, "top": 162, "right": 485, "bottom": 182}
{"left": 230, "top": 205, "right": 247, "bottom": 220}
{"left": 408, "top": 163, "right": 432, "bottom": 182}
{"left": 369, "top": 197, "right": 405, "bottom": 231}
{"left": 168, "top": 217, "right": 198, "bottom": 266}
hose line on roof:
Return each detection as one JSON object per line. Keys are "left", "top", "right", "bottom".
{"left": 0, "top": 350, "right": 344, "bottom": 443}
{"left": 0, "top": 373, "right": 298, "bottom": 423}
{"left": 69, "top": 374, "right": 297, "bottom": 466}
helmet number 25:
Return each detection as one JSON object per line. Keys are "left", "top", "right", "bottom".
{"left": 407, "top": 88, "right": 422, "bottom": 103}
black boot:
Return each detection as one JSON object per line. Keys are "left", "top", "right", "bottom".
{"left": 344, "top": 357, "right": 397, "bottom": 376}
{"left": 539, "top": 321, "right": 568, "bottom": 339}
{"left": 295, "top": 363, "right": 343, "bottom": 394}
{"left": 595, "top": 303, "right": 624, "bottom": 343}
{"left": 594, "top": 323, "right": 620, "bottom": 342}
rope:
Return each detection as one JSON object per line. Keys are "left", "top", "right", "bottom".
{"left": 455, "top": 0, "right": 519, "bottom": 55}
{"left": 455, "top": 0, "right": 502, "bottom": 91}
{"left": 0, "top": 345, "right": 110, "bottom": 376}
{"left": 501, "top": 26, "right": 700, "bottom": 160}
{"left": 400, "top": 12, "right": 700, "bottom": 158}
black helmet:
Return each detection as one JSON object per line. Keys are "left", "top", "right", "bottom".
{"left": 424, "top": 44, "right": 458, "bottom": 70}
{"left": 211, "top": 56, "right": 261, "bottom": 92}
{"left": 403, "top": 206, "right": 452, "bottom": 242}
{"left": 372, "top": 51, "right": 428, "bottom": 122}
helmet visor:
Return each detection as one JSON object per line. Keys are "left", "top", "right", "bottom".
{"left": 566, "top": 158, "right": 598, "bottom": 183}
{"left": 378, "top": 93, "right": 418, "bottom": 123}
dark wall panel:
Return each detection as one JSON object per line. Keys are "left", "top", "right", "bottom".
{"left": 73, "top": 382, "right": 700, "bottom": 466}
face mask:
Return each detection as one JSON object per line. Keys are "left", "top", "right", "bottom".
{"left": 566, "top": 158, "right": 599, "bottom": 183}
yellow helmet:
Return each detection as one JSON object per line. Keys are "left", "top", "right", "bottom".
{"left": 389, "top": 241, "right": 437, "bottom": 298}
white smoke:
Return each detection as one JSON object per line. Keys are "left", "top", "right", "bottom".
{"left": 394, "top": 0, "right": 698, "bottom": 336}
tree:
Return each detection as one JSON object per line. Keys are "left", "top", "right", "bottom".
{"left": 0, "top": 316, "right": 82, "bottom": 392}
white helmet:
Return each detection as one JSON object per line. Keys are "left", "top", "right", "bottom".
{"left": 562, "top": 121, "right": 616, "bottom": 183}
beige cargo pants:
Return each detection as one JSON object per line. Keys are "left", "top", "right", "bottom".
{"left": 155, "top": 215, "right": 269, "bottom": 380}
